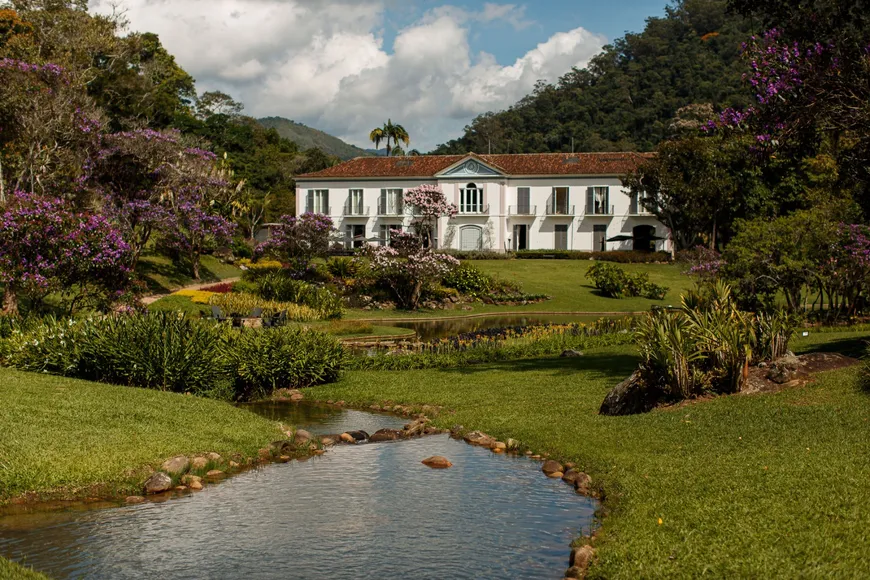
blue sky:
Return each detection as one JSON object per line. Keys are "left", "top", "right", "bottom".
{"left": 382, "top": 0, "right": 671, "bottom": 65}
{"left": 103, "top": 0, "right": 673, "bottom": 149}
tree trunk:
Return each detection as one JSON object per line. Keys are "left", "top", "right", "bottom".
{"left": 0, "top": 154, "right": 5, "bottom": 205}
{"left": 191, "top": 251, "right": 201, "bottom": 281}
{"left": 2, "top": 286, "right": 18, "bottom": 316}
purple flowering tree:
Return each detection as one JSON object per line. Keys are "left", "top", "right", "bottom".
{"left": 160, "top": 185, "right": 236, "bottom": 280}
{"left": 255, "top": 213, "right": 334, "bottom": 273}
{"left": 0, "top": 192, "right": 132, "bottom": 315}
{"left": 363, "top": 231, "right": 460, "bottom": 310}
{"left": 404, "top": 185, "right": 457, "bottom": 248}
{"left": 0, "top": 58, "right": 101, "bottom": 202}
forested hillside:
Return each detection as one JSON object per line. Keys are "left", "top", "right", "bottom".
{"left": 433, "top": 0, "right": 754, "bottom": 154}
{"left": 259, "top": 117, "right": 371, "bottom": 160}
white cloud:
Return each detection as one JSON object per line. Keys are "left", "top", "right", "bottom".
{"left": 90, "top": 0, "right": 606, "bottom": 151}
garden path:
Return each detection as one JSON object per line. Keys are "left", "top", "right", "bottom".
{"left": 140, "top": 278, "right": 241, "bottom": 306}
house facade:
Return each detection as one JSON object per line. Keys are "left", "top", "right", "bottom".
{"left": 296, "top": 153, "right": 670, "bottom": 253}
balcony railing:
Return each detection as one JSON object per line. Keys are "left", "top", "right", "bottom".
{"left": 457, "top": 204, "right": 490, "bottom": 216}
{"left": 377, "top": 201, "right": 405, "bottom": 216}
{"left": 509, "top": 205, "right": 537, "bottom": 216}
{"left": 305, "top": 206, "right": 332, "bottom": 215}
{"left": 585, "top": 205, "right": 615, "bottom": 216}
{"left": 344, "top": 205, "right": 370, "bottom": 217}
{"left": 546, "top": 205, "right": 575, "bottom": 216}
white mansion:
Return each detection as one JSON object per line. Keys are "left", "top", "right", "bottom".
{"left": 296, "top": 152, "right": 670, "bottom": 253}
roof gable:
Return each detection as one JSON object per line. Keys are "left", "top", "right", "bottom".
{"left": 435, "top": 154, "right": 505, "bottom": 178}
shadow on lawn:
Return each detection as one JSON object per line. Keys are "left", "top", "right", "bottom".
{"left": 440, "top": 352, "right": 639, "bottom": 381}
{"left": 798, "top": 336, "right": 869, "bottom": 359}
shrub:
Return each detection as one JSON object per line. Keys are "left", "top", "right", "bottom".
{"left": 209, "top": 292, "right": 321, "bottom": 322}
{"left": 441, "top": 263, "right": 494, "bottom": 296}
{"left": 231, "top": 238, "right": 254, "bottom": 259}
{"left": 438, "top": 250, "right": 515, "bottom": 260}
{"left": 222, "top": 327, "right": 344, "bottom": 401}
{"left": 588, "top": 263, "right": 668, "bottom": 299}
{"left": 327, "top": 257, "right": 359, "bottom": 278}
{"left": 515, "top": 250, "right": 672, "bottom": 263}
{"left": 200, "top": 283, "right": 235, "bottom": 293}
{"left": 1, "top": 316, "right": 89, "bottom": 375}
{"left": 253, "top": 273, "right": 344, "bottom": 319}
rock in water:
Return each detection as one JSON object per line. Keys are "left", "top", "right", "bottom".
{"left": 370, "top": 429, "right": 403, "bottom": 442}
{"left": 294, "top": 429, "right": 313, "bottom": 445}
{"left": 422, "top": 456, "right": 453, "bottom": 469}
{"left": 143, "top": 473, "right": 172, "bottom": 494}
{"left": 191, "top": 456, "right": 208, "bottom": 470}
{"left": 160, "top": 455, "right": 190, "bottom": 475}
{"left": 599, "top": 371, "right": 664, "bottom": 416}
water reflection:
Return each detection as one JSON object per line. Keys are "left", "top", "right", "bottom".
{"left": 243, "top": 401, "right": 408, "bottom": 436}
{"left": 0, "top": 435, "right": 597, "bottom": 579}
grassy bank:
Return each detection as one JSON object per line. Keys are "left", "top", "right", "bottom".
{"left": 310, "top": 330, "right": 870, "bottom": 578}
{"left": 0, "top": 557, "right": 49, "bottom": 580}
{"left": 137, "top": 253, "right": 241, "bottom": 295}
{"left": 0, "top": 369, "right": 284, "bottom": 504}
{"left": 346, "top": 260, "right": 691, "bottom": 319}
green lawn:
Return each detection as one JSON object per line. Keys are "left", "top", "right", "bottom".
{"left": 0, "top": 557, "right": 49, "bottom": 580}
{"left": 310, "top": 330, "right": 870, "bottom": 578}
{"left": 137, "top": 253, "right": 241, "bottom": 295}
{"left": 0, "top": 369, "right": 284, "bottom": 504}
{"left": 346, "top": 260, "right": 692, "bottom": 319}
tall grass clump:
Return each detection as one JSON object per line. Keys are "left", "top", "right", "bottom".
{"left": 1, "top": 312, "right": 345, "bottom": 401}
{"left": 209, "top": 292, "right": 321, "bottom": 322}
{"left": 223, "top": 327, "right": 345, "bottom": 401}
{"left": 253, "top": 273, "right": 343, "bottom": 319}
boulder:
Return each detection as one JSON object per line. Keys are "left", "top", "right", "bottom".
{"left": 542, "top": 460, "right": 564, "bottom": 476}
{"left": 160, "top": 455, "right": 190, "bottom": 475}
{"left": 175, "top": 486, "right": 188, "bottom": 492}
{"left": 229, "top": 461, "right": 240, "bottom": 469}
{"left": 565, "top": 565, "right": 583, "bottom": 579}
{"left": 463, "top": 431, "right": 495, "bottom": 447}
{"left": 271, "top": 440, "right": 293, "bottom": 455}
{"left": 340, "top": 433, "right": 355, "bottom": 443}
{"left": 206, "top": 452, "right": 221, "bottom": 462}
{"left": 422, "top": 456, "right": 453, "bottom": 469}
{"left": 294, "top": 429, "right": 313, "bottom": 445}
{"left": 346, "top": 430, "right": 369, "bottom": 442}
{"left": 191, "top": 456, "right": 208, "bottom": 470}
{"left": 143, "top": 473, "right": 172, "bottom": 495}
{"left": 257, "top": 447, "right": 272, "bottom": 459}
{"left": 599, "top": 371, "right": 664, "bottom": 416}
{"left": 560, "top": 349, "right": 585, "bottom": 358}
{"left": 206, "top": 469, "right": 225, "bottom": 478}
{"left": 189, "top": 480, "right": 203, "bottom": 491}
{"left": 320, "top": 437, "right": 337, "bottom": 447}
{"left": 563, "top": 470, "right": 592, "bottom": 492}
{"left": 370, "top": 429, "right": 404, "bottom": 443}
{"left": 548, "top": 471, "right": 564, "bottom": 479}
{"left": 125, "top": 496, "right": 146, "bottom": 504}
{"left": 289, "top": 392, "right": 304, "bottom": 402}
{"left": 181, "top": 474, "right": 202, "bottom": 485}
{"left": 569, "top": 545, "right": 596, "bottom": 570}
{"left": 491, "top": 441, "right": 507, "bottom": 452}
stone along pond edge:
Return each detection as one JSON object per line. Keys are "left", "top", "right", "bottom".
{"left": 3, "top": 394, "right": 601, "bottom": 580}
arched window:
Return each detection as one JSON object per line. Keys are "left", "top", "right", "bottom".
{"left": 460, "top": 182, "right": 483, "bottom": 214}
{"left": 460, "top": 225, "right": 483, "bottom": 251}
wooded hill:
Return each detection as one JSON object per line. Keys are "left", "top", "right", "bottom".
{"left": 432, "top": 0, "right": 754, "bottom": 154}
{"left": 259, "top": 117, "right": 371, "bottom": 160}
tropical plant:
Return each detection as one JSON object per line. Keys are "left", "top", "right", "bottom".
{"left": 587, "top": 262, "right": 668, "bottom": 300}
{"left": 253, "top": 273, "right": 343, "bottom": 319}
{"left": 369, "top": 119, "right": 410, "bottom": 157}
{"left": 209, "top": 292, "right": 320, "bottom": 321}
{"left": 222, "top": 326, "right": 344, "bottom": 401}
{"left": 441, "top": 263, "right": 494, "bottom": 297}
{"left": 635, "top": 309, "right": 706, "bottom": 399}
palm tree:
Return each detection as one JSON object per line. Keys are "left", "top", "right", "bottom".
{"left": 369, "top": 126, "right": 386, "bottom": 154}
{"left": 370, "top": 120, "right": 411, "bottom": 157}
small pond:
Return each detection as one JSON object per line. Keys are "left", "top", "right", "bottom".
{"left": 394, "top": 313, "right": 625, "bottom": 342}
{"left": 0, "top": 404, "right": 597, "bottom": 579}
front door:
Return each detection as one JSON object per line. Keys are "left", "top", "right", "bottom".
{"left": 346, "top": 225, "right": 365, "bottom": 249}
{"left": 513, "top": 224, "right": 528, "bottom": 251}
{"left": 593, "top": 225, "right": 607, "bottom": 252}
{"left": 555, "top": 224, "right": 569, "bottom": 251}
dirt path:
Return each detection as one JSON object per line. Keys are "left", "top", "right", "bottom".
{"left": 140, "top": 277, "right": 241, "bottom": 306}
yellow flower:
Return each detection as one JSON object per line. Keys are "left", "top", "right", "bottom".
{"left": 658, "top": 517, "right": 663, "bottom": 525}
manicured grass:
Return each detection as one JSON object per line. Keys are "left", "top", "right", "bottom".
{"left": 146, "top": 294, "right": 211, "bottom": 316}
{"left": 0, "top": 369, "right": 284, "bottom": 504}
{"left": 137, "top": 253, "right": 241, "bottom": 294}
{"left": 311, "top": 330, "right": 870, "bottom": 578}
{"left": 345, "top": 260, "right": 692, "bottom": 319}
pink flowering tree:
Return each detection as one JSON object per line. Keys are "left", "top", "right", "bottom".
{"left": 0, "top": 192, "right": 132, "bottom": 315}
{"left": 404, "top": 185, "right": 457, "bottom": 248}
{"left": 363, "top": 231, "right": 460, "bottom": 309}
{"left": 255, "top": 213, "right": 334, "bottom": 273}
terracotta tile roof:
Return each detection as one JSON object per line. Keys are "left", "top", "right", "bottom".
{"left": 296, "top": 152, "right": 654, "bottom": 179}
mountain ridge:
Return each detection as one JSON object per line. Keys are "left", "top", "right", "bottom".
{"left": 258, "top": 117, "right": 371, "bottom": 160}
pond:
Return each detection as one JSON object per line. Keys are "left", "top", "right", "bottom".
{"left": 0, "top": 404, "right": 597, "bottom": 579}
{"left": 394, "top": 313, "right": 625, "bottom": 342}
